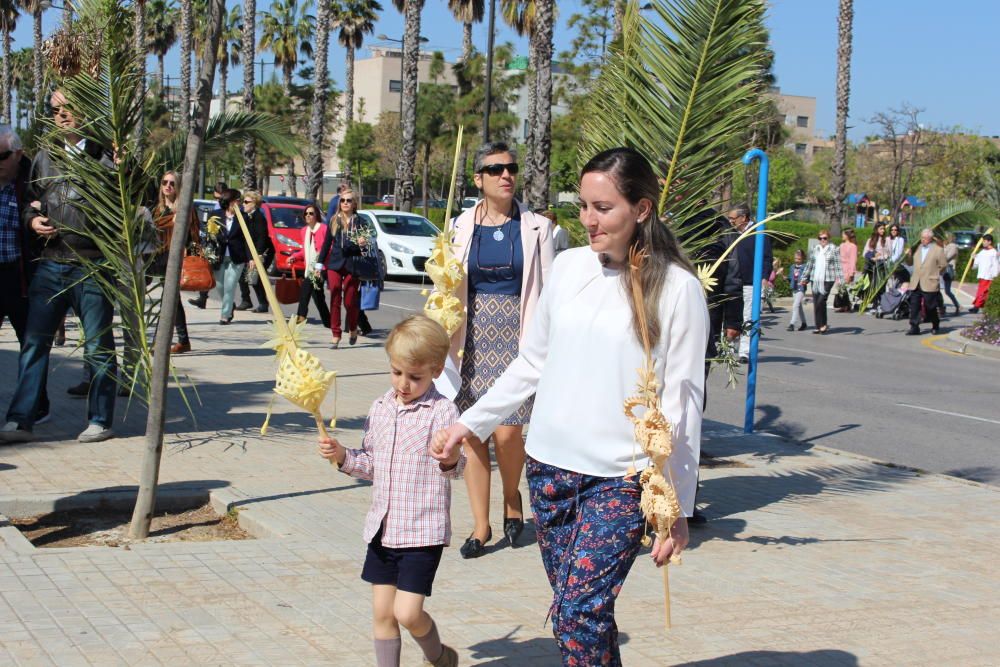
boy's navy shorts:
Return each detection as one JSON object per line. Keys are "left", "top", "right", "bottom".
{"left": 361, "top": 529, "right": 444, "bottom": 597}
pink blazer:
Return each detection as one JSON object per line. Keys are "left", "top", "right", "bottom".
{"left": 436, "top": 201, "right": 555, "bottom": 399}
{"left": 839, "top": 241, "right": 857, "bottom": 281}
{"left": 290, "top": 222, "right": 328, "bottom": 265}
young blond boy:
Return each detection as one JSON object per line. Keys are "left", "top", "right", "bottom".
{"left": 318, "top": 315, "right": 464, "bottom": 667}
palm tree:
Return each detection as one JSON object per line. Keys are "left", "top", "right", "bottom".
{"left": 17, "top": 0, "right": 48, "bottom": 119}
{"left": 216, "top": 4, "right": 242, "bottom": 110}
{"left": 447, "top": 0, "right": 482, "bottom": 200}
{"left": 260, "top": 0, "right": 314, "bottom": 196}
{"left": 335, "top": 0, "right": 381, "bottom": 129}
{"left": 179, "top": 0, "right": 193, "bottom": 134}
{"left": 391, "top": 0, "right": 425, "bottom": 212}
{"left": 526, "top": 0, "right": 553, "bottom": 208}
{"left": 1, "top": 0, "right": 17, "bottom": 124}
{"left": 305, "top": 0, "right": 330, "bottom": 200}
{"left": 134, "top": 0, "right": 147, "bottom": 160}
{"left": 830, "top": 0, "right": 853, "bottom": 236}
{"left": 145, "top": 0, "right": 177, "bottom": 97}
{"left": 241, "top": 0, "right": 256, "bottom": 190}
{"left": 501, "top": 0, "right": 537, "bottom": 198}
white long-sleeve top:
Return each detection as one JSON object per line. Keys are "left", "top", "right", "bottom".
{"left": 458, "top": 247, "right": 710, "bottom": 515}
{"left": 974, "top": 247, "right": 999, "bottom": 281}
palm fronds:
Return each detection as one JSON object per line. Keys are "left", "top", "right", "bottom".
{"left": 582, "top": 0, "right": 771, "bottom": 256}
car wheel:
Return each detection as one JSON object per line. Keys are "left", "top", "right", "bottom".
{"left": 378, "top": 251, "right": 388, "bottom": 279}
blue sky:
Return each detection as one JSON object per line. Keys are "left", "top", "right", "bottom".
{"left": 10, "top": 0, "right": 999, "bottom": 141}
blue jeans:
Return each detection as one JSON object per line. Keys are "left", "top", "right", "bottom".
{"left": 214, "top": 257, "right": 245, "bottom": 320}
{"left": 6, "top": 260, "right": 117, "bottom": 430}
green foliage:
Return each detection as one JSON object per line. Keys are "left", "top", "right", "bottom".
{"left": 338, "top": 121, "right": 378, "bottom": 182}
{"left": 732, "top": 147, "right": 805, "bottom": 210}
{"left": 985, "top": 277, "right": 1000, "bottom": 320}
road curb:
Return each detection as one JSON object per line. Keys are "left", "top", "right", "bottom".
{"left": 0, "top": 485, "right": 211, "bottom": 519}
{"left": 938, "top": 330, "right": 1000, "bottom": 360}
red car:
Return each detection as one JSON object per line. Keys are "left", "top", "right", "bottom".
{"left": 258, "top": 196, "right": 313, "bottom": 274}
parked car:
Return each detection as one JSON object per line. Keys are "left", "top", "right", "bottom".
{"left": 356, "top": 209, "right": 440, "bottom": 277}
{"left": 461, "top": 197, "right": 479, "bottom": 211}
{"left": 192, "top": 198, "right": 218, "bottom": 224}
{"left": 259, "top": 196, "right": 314, "bottom": 274}
{"left": 413, "top": 198, "right": 447, "bottom": 209}
{"left": 952, "top": 229, "right": 982, "bottom": 250}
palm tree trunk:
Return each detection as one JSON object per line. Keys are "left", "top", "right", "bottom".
{"left": 134, "top": 1, "right": 147, "bottom": 163}
{"left": 180, "top": 0, "right": 193, "bottom": 135}
{"left": 157, "top": 54, "right": 166, "bottom": 99}
{"left": 613, "top": 0, "right": 625, "bottom": 42}
{"left": 2, "top": 30, "right": 11, "bottom": 125}
{"left": 462, "top": 21, "right": 472, "bottom": 60}
{"left": 219, "top": 58, "right": 228, "bottom": 111}
{"left": 343, "top": 46, "right": 356, "bottom": 184}
{"left": 62, "top": 1, "right": 73, "bottom": 27}
{"left": 32, "top": 10, "right": 43, "bottom": 119}
{"left": 241, "top": 0, "right": 257, "bottom": 191}
{"left": 454, "top": 25, "right": 473, "bottom": 203}
{"left": 282, "top": 65, "right": 298, "bottom": 197}
{"left": 131, "top": 0, "right": 227, "bottom": 540}
{"left": 527, "top": 0, "right": 553, "bottom": 209}
{"left": 422, "top": 143, "right": 430, "bottom": 218}
{"left": 830, "top": 0, "right": 853, "bottom": 236}
{"left": 394, "top": 0, "right": 422, "bottom": 213}
{"left": 523, "top": 42, "right": 538, "bottom": 202}
{"left": 306, "top": 0, "right": 331, "bottom": 201}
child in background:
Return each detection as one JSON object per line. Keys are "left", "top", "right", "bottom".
{"left": 764, "top": 257, "right": 782, "bottom": 313}
{"left": 787, "top": 249, "right": 808, "bottom": 331}
{"left": 318, "top": 315, "right": 465, "bottom": 667}
{"left": 970, "top": 234, "right": 999, "bottom": 314}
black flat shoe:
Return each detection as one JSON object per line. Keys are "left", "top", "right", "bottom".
{"left": 503, "top": 491, "right": 524, "bottom": 548}
{"left": 797, "top": 324, "right": 808, "bottom": 331}
{"left": 460, "top": 527, "right": 491, "bottom": 559}
{"left": 188, "top": 298, "right": 206, "bottom": 309}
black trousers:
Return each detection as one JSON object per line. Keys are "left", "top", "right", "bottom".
{"left": 813, "top": 281, "right": 834, "bottom": 330}
{"left": 908, "top": 288, "right": 941, "bottom": 330}
{"left": 297, "top": 278, "right": 330, "bottom": 328}
{"left": 0, "top": 262, "right": 49, "bottom": 414}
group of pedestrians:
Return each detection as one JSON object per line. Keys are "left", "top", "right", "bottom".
{"left": 315, "top": 143, "right": 707, "bottom": 667}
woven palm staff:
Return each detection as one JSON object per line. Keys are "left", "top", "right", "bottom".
{"left": 623, "top": 246, "right": 683, "bottom": 630}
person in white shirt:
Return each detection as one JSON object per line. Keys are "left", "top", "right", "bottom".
{"left": 970, "top": 233, "right": 999, "bottom": 314}
{"left": 888, "top": 224, "right": 905, "bottom": 264}
{"left": 431, "top": 147, "right": 708, "bottom": 665}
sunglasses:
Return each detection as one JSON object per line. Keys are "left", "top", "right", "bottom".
{"left": 242, "top": 198, "right": 254, "bottom": 204}
{"left": 479, "top": 162, "right": 519, "bottom": 177}
{"left": 0, "top": 150, "right": 14, "bottom": 161}
{"left": 819, "top": 236, "right": 829, "bottom": 240}
{"left": 341, "top": 198, "right": 354, "bottom": 203}
{"left": 162, "top": 180, "right": 176, "bottom": 186}
{"left": 305, "top": 210, "right": 318, "bottom": 216}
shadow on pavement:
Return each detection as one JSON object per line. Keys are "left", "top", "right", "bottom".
{"left": 943, "top": 466, "right": 999, "bottom": 484}
{"left": 673, "top": 649, "right": 858, "bottom": 666}
{"left": 758, "top": 355, "right": 814, "bottom": 366}
{"left": 229, "top": 482, "right": 371, "bottom": 508}
{"left": 466, "top": 627, "right": 628, "bottom": 665}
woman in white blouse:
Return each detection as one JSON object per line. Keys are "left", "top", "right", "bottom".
{"left": 432, "top": 148, "right": 709, "bottom": 665}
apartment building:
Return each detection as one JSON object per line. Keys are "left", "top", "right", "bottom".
{"left": 766, "top": 88, "right": 832, "bottom": 162}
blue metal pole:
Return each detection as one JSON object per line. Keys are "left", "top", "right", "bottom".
{"left": 741, "top": 148, "right": 769, "bottom": 434}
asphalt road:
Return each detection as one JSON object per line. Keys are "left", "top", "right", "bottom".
{"left": 311, "top": 277, "right": 998, "bottom": 486}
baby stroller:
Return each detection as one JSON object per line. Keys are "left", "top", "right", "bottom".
{"left": 875, "top": 264, "right": 912, "bottom": 320}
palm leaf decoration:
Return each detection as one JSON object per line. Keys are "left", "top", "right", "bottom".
{"left": 582, "top": 0, "right": 771, "bottom": 258}
{"left": 38, "top": 0, "right": 297, "bottom": 406}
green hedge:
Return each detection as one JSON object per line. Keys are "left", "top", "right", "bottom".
{"left": 985, "top": 277, "right": 1000, "bottom": 319}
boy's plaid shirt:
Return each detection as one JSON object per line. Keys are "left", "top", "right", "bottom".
{"left": 339, "top": 386, "right": 465, "bottom": 548}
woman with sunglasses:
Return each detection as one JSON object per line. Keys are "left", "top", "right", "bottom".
{"left": 149, "top": 170, "right": 200, "bottom": 352}
{"left": 888, "top": 224, "right": 905, "bottom": 264}
{"left": 291, "top": 204, "right": 331, "bottom": 329}
{"left": 236, "top": 191, "right": 272, "bottom": 313}
{"left": 437, "top": 142, "right": 555, "bottom": 559}
{"left": 317, "top": 190, "right": 369, "bottom": 346}
{"left": 800, "top": 229, "right": 844, "bottom": 334}
{"left": 208, "top": 189, "right": 250, "bottom": 325}
{"left": 863, "top": 222, "right": 891, "bottom": 305}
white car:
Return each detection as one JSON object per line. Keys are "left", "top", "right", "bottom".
{"left": 357, "top": 209, "right": 441, "bottom": 277}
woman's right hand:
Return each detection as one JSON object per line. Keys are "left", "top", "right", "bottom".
{"left": 431, "top": 423, "right": 473, "bottom": 462}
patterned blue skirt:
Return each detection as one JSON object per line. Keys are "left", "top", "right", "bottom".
{"left": 455, "top": 292, "right": 533, "bottom": 425}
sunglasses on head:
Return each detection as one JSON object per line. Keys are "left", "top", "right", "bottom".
{"left": 0, "top": 150, "right": 14, "bottom": 161}
{"left": 479, "top": 162, "right": 519, "bottom": 177}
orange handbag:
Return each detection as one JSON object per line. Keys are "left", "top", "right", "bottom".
{"left": 179, "top": 254, "right": 216, "bottom": 291}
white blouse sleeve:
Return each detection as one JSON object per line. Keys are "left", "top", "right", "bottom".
{"left": 657, "top": 274, "right": 710, "bottom": 517}
{"left": 458, "top": 272, "right": 554, "bottom": 440}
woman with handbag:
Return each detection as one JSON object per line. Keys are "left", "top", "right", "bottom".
{"left": 835, "top": 228, "right": 858, "bottom": 312}
{"left": 237, "top": 191, "right": 273, "bottom": 313}
{"left": 150, "top": 170, "right": 200, "bottom": 353}
{"left": 317, "top": 190, "right": 367, "bottom": 347}
{"left": 438, "top": 141, "right": 555, "bottom": 559}
{"left": 291, "top": 204, "right": 331, "bottom": 328}
{"left": 207, "top": 189, "right": 250, "bottom": 325}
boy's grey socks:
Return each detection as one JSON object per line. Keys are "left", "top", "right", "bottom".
{"left": 374, "top": 637, "right": 402, "bottom": 667}
{"left": 413, "top": 619, "right": 444, "bottom": 663}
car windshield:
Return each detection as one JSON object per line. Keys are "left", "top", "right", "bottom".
{"left": 375, "top": 215, "right": 438, "bottom": 237}
{"left": 269, "top": 207, "right": 306, "bottom": 229}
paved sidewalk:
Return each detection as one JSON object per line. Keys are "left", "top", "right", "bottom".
{"left": 0, "top": 303, "right": 997, "bottom": 666}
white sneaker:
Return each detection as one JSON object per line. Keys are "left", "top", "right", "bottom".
{"left": 0, "top": 421, "right": 34, "bottom": 443}
{"left": 78, "top": 423, "right": 114, "bottom": 443}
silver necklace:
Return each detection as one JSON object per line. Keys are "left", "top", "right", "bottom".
{"left": 493, "top": 226, "right": 506, "bottom": 242}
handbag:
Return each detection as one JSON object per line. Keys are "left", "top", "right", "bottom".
{"left": 179, "top": 253, "right": 216, "bottom": 291}
{"left": 275, "top": 267, "right": 302, "bottom": 304}
{"left": 352, "top": 246, "right": 382, "bottom": 281}
{"left": 359, "top": 280, "right": 381, "bottom": 311}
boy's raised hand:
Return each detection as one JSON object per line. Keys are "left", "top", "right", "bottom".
{"left": 318, "top": 436, "right": 347, "bottom": 466}
{"left": 430, "top": 423, "right": 473, "bottom": 466}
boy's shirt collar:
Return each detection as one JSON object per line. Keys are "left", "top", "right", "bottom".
{"left": 378, "top": 385, "right": 442, "bottom": 412}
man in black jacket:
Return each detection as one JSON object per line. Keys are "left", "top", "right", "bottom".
{"left": 728, "top": 204, "right": 772, "bottom": 364}
{"left": 0, "top": 92, "right": 117, "bottom": 444}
